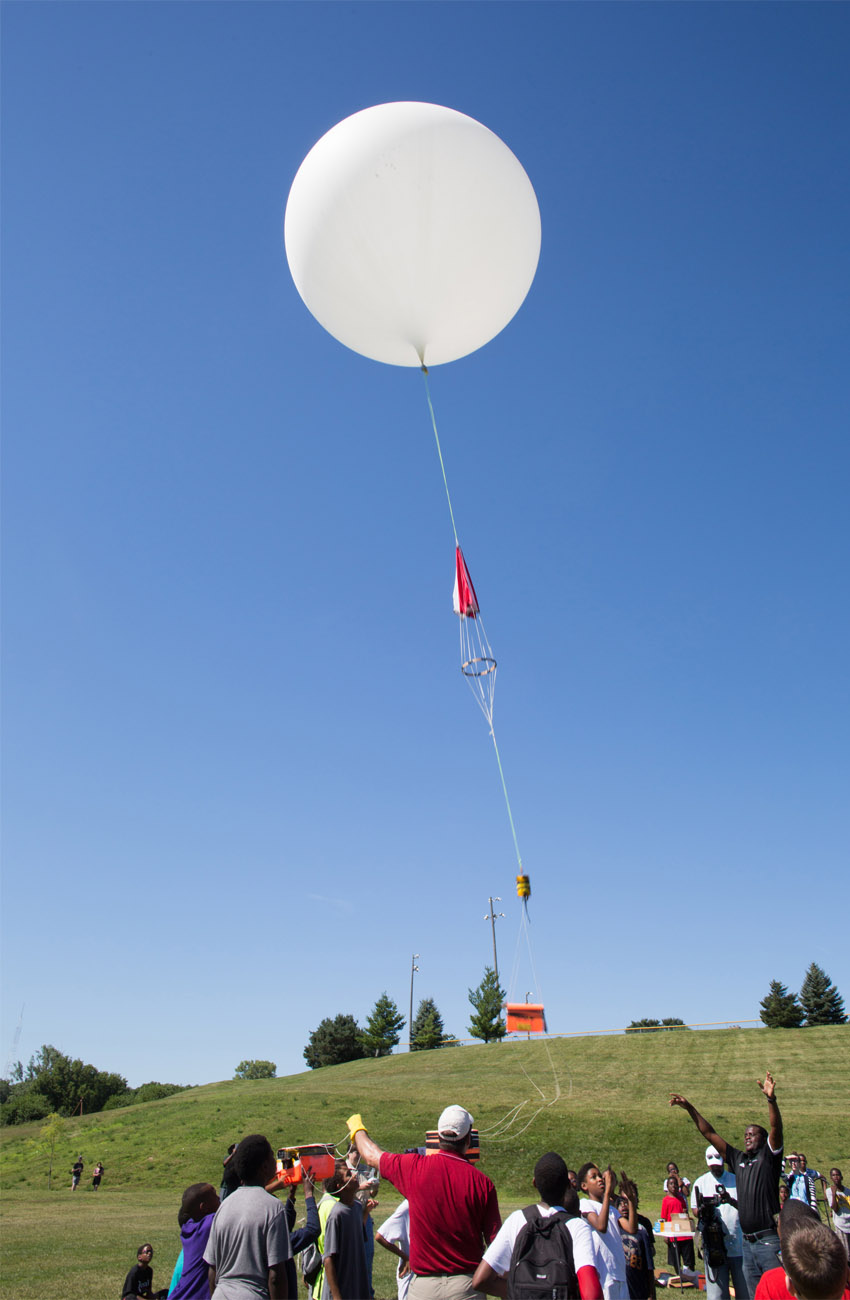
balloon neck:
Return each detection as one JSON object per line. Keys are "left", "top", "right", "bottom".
{"left": 420, "top": 363, "right": 429, "bottom": 375}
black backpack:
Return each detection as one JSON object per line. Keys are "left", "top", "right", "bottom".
{"left": 508, "top": 1206, "right": 580, "bottom": 1300}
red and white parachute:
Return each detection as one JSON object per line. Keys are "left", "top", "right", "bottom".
{"left": 453, "top": 546, "right": 497, "bottom": 729}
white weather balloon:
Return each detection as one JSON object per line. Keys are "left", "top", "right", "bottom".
{"left": 284, "top": 102, "right": 541, "bottom": 367}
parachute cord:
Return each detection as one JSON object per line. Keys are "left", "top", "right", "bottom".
{"left": 421, "top": 366, "right": 459, "bottom": 547}
{"left": 477, "top": 1101, "right": 528, "bottom": 1136}
{"left": 489, "top": 726, "right": 523, "bottom": 872}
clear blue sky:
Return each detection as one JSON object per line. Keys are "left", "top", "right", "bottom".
{"left": 2, "top": 2, "right": 848, "bottom": 1088}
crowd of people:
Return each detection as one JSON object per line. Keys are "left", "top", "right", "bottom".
{"left": 117, "top": 1072, "right": 848, "bottom": 1300}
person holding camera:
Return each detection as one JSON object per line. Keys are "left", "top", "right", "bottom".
{"left": 690, "top": 1146, "right": 749, "bottom": 1300}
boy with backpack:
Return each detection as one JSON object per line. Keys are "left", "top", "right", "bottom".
{"left": 471, "top": 1152, "right": 603, "bottom": 1299}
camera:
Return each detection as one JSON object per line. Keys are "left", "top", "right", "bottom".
{"left": 695, "top": 1187, "right": 727, "bottom": 1269}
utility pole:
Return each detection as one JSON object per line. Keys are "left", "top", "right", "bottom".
{"left": 409, "top": 954, "right": 420, "bottom": 1051}
{"left": 484, "top": 897, "right": 504, "bottom": 986}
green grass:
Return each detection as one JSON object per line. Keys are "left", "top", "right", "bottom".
{"left": 2, "top": 1027, "right": 847, "bottom": 1299}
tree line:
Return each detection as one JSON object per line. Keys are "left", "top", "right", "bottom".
{"left": 303, "top": 966, "right": 507, "bottom": 1068}
{"left": 0, "top": 1045, "right": 187, "bottom": 1126}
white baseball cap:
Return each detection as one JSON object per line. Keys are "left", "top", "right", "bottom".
{"left": 706, "top": 1146, "right": 723, "bottom": 1166}
{"left": 437, "top": 1105, "right": 473, "bottom": 1139}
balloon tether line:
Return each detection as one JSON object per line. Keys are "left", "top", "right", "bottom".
{"left": 421, "top": 365, "right": 459, "bottom": 547}
{"left": 420, "top": 365, "right": 523, "bottom": 873}
{"left": 419, "top": 366, "right": 561, "bottom": 1134}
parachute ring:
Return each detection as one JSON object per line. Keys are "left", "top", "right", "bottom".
{"left": 461, "top": 656, "right": 497, "bottom": 678}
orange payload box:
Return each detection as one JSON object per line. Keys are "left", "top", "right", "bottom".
{"left": 506, "top": 1003, "right": 547, "bottom": 1034}
{"left": 273, "top": 1143, "right": 336, "bottom": 1187}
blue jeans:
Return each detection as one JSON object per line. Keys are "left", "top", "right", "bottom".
{"left": 705, "top": 1253, "right": 749, "bottom": 1300}
{"left": 742, "top": 1232, "right": 781, "bottom": 1297}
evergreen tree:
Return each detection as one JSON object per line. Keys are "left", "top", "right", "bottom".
{"left": 467, "top": 966, "right": 507, "bottom": 1043}
{"left": 759, "top": 980, "right": 804, "bottom": 1028}
{"left": 410, "top": 998, "right": 455, "bottom": 1051}
{"left": 303, "top": 1015, "right": 367, "bottom": 1069}
{"left": 799, "top": 963, "right": 847, "bottom": 1026}
{"left": 359, "top": 993, "right": 406, "bottom": 1057}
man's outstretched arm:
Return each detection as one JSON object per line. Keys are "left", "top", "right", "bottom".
{"left": 758, "top": 1071, "right": 782, "bottom": 1151}
{"left": 669, "top": 1094, "right": 727, "bottom": 1158}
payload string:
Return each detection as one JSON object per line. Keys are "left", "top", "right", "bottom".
{"left": 420, "top": 365, "right": 525, "bottom": 879}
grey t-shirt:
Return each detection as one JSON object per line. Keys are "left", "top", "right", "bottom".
{"left": 204, "top": 1185, "right": 292, "bottom": 1298}
{"left": 321, "top": 1201, "right": 369, "bottom": 1300}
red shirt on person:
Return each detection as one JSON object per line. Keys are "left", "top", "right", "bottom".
{"left": 379, "top": 1150, "right": 501, "bottom": 1275}
{"left": 754, "top": 1266, "right": 850, "bottom": 1300}
{"left": 661, "top": 1193, "right": 690, "bottom": 1244}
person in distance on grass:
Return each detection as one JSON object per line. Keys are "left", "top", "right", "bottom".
{"left": 346, "top": 1104, "right": 501, "bottom": 1300}
{"left": 752, "top": 1200, "right": 850, "bottom": 1300}
{"left": 92, "top": 1160, "right": 104, "bottom": 1190}
{"left": 670, "top": 1071, "right": 783, "bottom": 1296}
{"left": 120, "top": 1243, "right": 168, "bottom": 1300}
{"left": 71, "top": 1154, "right": 84, "bottom": 1190}
{"left": 204, "top": 1134, "right": 291, "bottom": 1299}
{"left": 166, "top": 1182, "right": 220, "bottom": 1300}
{"left": 471, "top": 1150, "right": 603, "bottom": 1299}
{"left": 578, "top": 1161, "right": 638, "bottom": 1299}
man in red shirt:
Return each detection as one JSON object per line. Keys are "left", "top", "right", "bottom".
{"left": 347, "top": 1104, "right": 501, "bottom": 1300}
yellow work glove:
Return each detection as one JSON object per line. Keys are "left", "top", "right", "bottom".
{"left": 347, "top": 1112, "right": 367, "bottom": 1140}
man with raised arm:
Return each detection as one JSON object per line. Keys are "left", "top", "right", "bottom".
{"left": 346, "top": 1105, "right": 501, "bottom": 1300}
{"left": 670, "top": 1071, "right": 783, "bottom": 1298}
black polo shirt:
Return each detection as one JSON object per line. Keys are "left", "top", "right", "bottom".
{"left": 724, "top": 1140, "right": 783, "bottom": 1234}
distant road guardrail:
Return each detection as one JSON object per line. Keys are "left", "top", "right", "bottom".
{"left": 443, "top": 1019, "right": 762, "bottom": 1047}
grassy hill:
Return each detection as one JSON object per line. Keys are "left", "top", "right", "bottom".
{"left": 2, "top": 1027, "right": 847, "bottom": 1299}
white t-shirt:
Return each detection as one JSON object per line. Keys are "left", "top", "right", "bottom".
{"left": 580, "top": 1198, "right": 627, "bottom": 1297}
{"left": 377, "top": 1200, "right": 411, "bottom": 1300}
{"left": 827, "top": 1185, "right": 850, "bottom": 1233}
{"left": 482, "top": 1203, "right": 596, "bottom": 1276}
{"left": 690, "top": 1171, "right": 743, "bottom": 1257}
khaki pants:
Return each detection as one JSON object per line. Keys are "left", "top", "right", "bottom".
{"left": 409, "top": 1274, "right": 481, "bottom": 1300}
